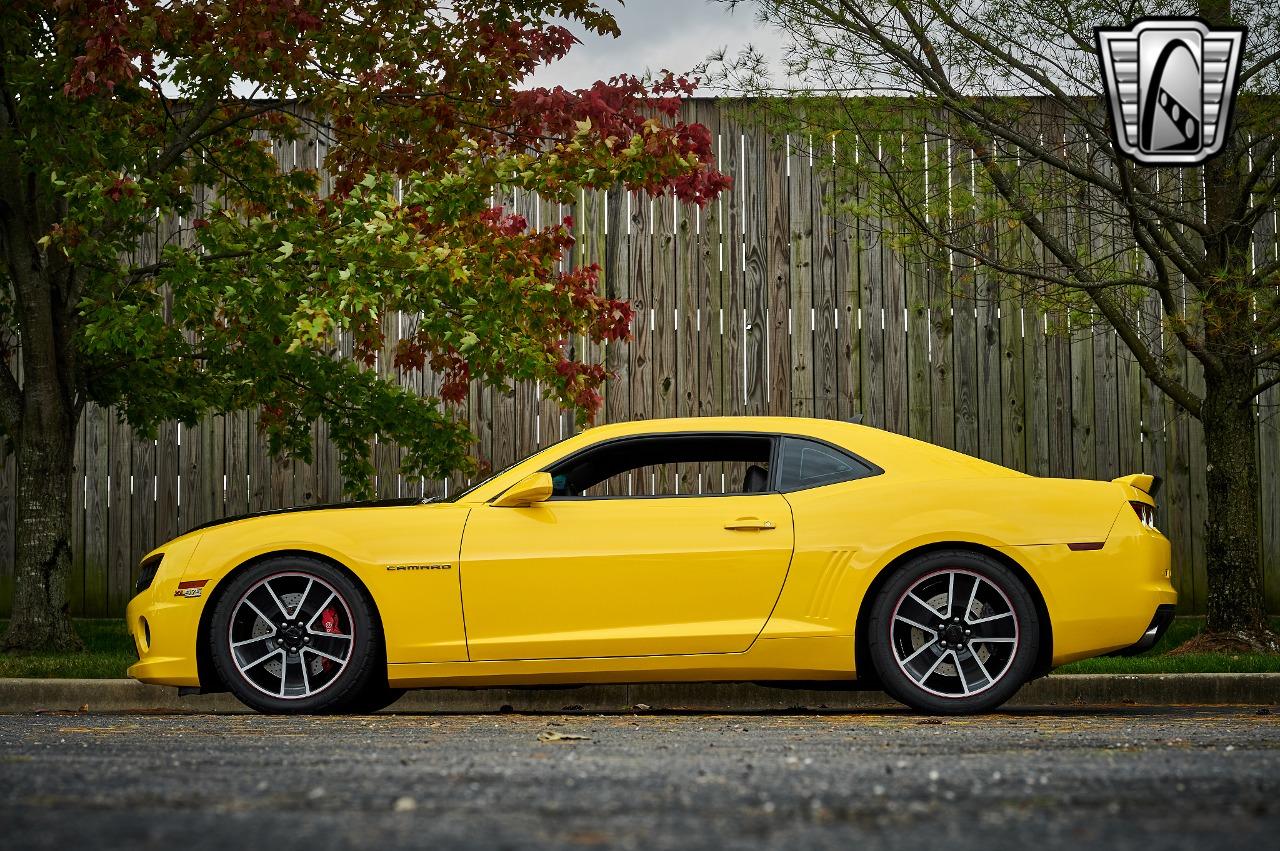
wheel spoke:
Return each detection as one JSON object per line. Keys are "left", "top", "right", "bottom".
{"left": 241, "top": 595, "right": 278, "bottom": 633}
{"left": 305, "top": 645, "right": 346, "bottom": 665}
{"left": 916, "top": 646, "right": 950, "bottom": 685}
{"left": 967, "top": 643, "right": 994, "bottom": 684}
{"left": 306, "top": 631, "right": 352, "bottom": 659}
{"left": 901, "top": 637, "right": 939, "bottom": 665}
{"left": 943, "top": 572, "right": 956, "bottom": 618}
{"left": 893, "top": 614, "right": 937, "bottom": 634}
{"left": 232, "top": 633, "right": 274, "bottom": 650}
{"left": 278, "top": 653, "right": 290, "bottom": 697}
{"left": 969, "top": 610, "right": 1013, "bottom": 626}
{"left": 969, "top": 636, "right": 1017, "bottom": 644}
{"left": 962, "top": 575, "right": 982, "bottom": 623}
{"left": 294, "top": 578, "right": 332, "bottom": 624}
{"left": 240, "top": 646, "right": 281, "bottom": 672}
{"left": 290, "top": 578, "right": 315, "bottom": 619}
{"left": 299, "top": 653, "right": 312, "bottom": 695}
{"left": 900, "top": 592, "right": 945, "bottom": 624}
{"left": 304, "top": 592, "right": 337, "bottom": 630}
{"left": 262, "top": 579, "right": 292, "bottom": 620}
{"left": 952, "top": 650, "right": 971, "bottom": 695}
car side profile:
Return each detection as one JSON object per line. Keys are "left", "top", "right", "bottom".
{"left": 126, "top": 416, "right": 1175, "bottom": 714}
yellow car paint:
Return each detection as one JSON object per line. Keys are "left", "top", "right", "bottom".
{"left": 126, "top": 416, "right": 1175, "bottom": 691}
{"left": 459, "top": 493, "right": 794, "bottom": 660}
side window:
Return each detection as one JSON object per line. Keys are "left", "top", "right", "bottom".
{"left": 777, "top": 436, "right": 874, "bottom": 491}
{"left": 545, "top": 434, "right": 774, "bottom": 498}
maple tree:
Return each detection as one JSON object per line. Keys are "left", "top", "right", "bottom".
{"left": 0, "top": 1, "right": 729, "bottom": 650}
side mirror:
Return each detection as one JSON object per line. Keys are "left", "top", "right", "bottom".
{"left": 491, "top": 472, "right": 554, "bottom": 508}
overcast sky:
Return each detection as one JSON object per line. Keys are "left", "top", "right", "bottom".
{"left": 527, "top": 0, "right": 785, "bottom": 91}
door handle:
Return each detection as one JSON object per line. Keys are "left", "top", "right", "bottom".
{"left": 724, "top": 517, "right": 776, "bottom": 531}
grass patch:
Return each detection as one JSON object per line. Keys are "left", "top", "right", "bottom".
{"left": 1056, "top": 616, "right": 1280, "bottom": 674}
{"left": 0, "top": 619, "right": 136, "bottom": 679}
{"left": 0, "top": 616, "right": 1276, "bottom": 678}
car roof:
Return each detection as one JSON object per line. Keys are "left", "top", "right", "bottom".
{"left": 456, "top": 416, "right": 1021, "bottom": 503}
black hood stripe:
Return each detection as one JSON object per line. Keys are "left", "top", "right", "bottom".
{"left": 186, "top": 497, "right": 426, "bottom": 534}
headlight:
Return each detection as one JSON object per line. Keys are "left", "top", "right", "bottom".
{"left": 134, "top": 553, "right": 164, "bottom": 595}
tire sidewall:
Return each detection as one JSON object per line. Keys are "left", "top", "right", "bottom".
{"left": 868, "top": 550, "right": 1039, "bottom": 714}
{"left": 209, "top": 557, "right": 380, "bottom": 714}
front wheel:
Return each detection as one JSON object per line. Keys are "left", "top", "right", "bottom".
{"left": 209, "top": 557, "right": 382, "bottom": 714}
{"left": 867, "top": 550, "right": 1039, "bottom": 714}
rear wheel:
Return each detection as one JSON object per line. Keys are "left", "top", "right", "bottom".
{"left": 867, "top": 550, "right": 1039, "bottom": 714}
{"left": 209, "top": 557, "right": 381, "bottom": 714}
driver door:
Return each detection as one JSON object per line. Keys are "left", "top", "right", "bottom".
{"left": 457, "top": 434, "right": 794, "bottom": 661}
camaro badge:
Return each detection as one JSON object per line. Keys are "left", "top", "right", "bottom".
{"left": 1095, "top": 17, "right": 1245, "bottom": 165}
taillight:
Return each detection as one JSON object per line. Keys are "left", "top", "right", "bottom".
{"left": 1130, "top": 501, "right": 1158, "bottom": 531}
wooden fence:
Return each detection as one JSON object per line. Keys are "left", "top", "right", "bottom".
{"left": 0, "top": 98, "right": 1277, "bottom": 617}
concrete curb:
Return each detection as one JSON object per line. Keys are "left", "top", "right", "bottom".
{"left": 1, "top": 674, "right": 1276, "bottom": 714}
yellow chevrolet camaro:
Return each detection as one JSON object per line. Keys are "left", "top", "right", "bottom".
{"left": 127, "top": 416, "right": 1175, "bottom": 714}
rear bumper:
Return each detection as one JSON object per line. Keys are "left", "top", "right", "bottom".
{"left": 1004, "top": 515, "right": 1176, "bottom": 666}
{"left": 1107, "top": 604, "right": 1177, "bottom": 656}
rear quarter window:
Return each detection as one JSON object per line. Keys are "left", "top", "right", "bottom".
{"left": 777, "top": 436, "right": 878, "bottom": 491}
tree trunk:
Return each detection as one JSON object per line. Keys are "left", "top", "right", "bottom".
{"left": 0, "top": 391, "right": 81, "bottom": 650}
{"left": 1199, "top": 369, "right": 1266, "bottom": 637}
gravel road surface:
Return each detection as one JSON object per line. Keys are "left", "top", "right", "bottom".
{"left": 2, "top": 707, "right": 1277, "bottom": 850}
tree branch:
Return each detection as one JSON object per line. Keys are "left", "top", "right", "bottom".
{"left": 966, "top": 135, "right": 1205, "bottom": 416}
{"left": 147, "top": 94, "right": 289, "bottom": 179}
{"left": 1253, "top": 370, "right": 1280, "bottom": 398}
{"left": 1253, "top": 341, "right": 1280, "bottom": 369}
{"left": 125, "top": 249, "right": 256, "bottom": 282}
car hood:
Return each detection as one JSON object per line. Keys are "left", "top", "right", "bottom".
{"left": 186, "top": 497, "right": 430, "bottom": 534}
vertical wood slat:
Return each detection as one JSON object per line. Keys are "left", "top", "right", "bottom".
{"left": 949, "top": 143, "right": 979, "bottom": 458}
{"left": 742, "top": 122, "right": 768, "bottom": 417}
{"left": 905, "top": 133, "right": 932, "bottom": 446}
{"left": 652, "top": 194, "right": 677, "bottom": 424}
{"left": 630, "top": 190, "right": 653, "bottom": 433}
{"left": 70, "top": 413, "right": 87, "bottom": 615}
{"left": 789, "top": 135, "right": 814, "bottom": 418}
{"left": 926, "top": 123, "right": 955, "bottom": 452}
{"left": 107, "top": 416, "right": 132, "bottom": 614}
{"left": 766, "top": 127, "right": 791, "bottom": 417}
{"left": 811, "top": 139, "right": 840, "bottom": 422}
{"left": 3, "top": 98, "right": 1276, "bottom": 617}
{"left": 83, "top": 404, "right": 108, "bottom": 616}
{"left": 881, "top": 142, "right": 908, "bottom": 437}
{"left": 862, "top": 141, "right": 887, "bottom": 430}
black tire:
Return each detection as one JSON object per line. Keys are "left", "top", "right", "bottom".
{"left": 867, "top": 549, "right": 1039, "bottom": 714}
{"left": 209, "top": 556, "right": 382, "bottom": 714}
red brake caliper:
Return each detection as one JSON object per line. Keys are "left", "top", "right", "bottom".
{"left": 318, "top": 607, "right": 340, "bottom": 672}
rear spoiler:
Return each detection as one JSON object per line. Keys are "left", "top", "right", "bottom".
{"left": 1111, "top": 473, "right": 1162, "bottom": 497}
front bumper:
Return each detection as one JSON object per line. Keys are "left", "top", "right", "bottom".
{"left": 125, "top": 533, "right": 207, "bottom": 688}
{"left": 1107, "top": 604, "right": 1177, "bottom": 656}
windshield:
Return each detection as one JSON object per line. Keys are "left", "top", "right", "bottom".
{"left": 445, "top": 435, "right": 571, "bottom": 502}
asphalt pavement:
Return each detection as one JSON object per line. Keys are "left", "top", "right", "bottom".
{"left": 2, "top": 707, "right": 1277, "bottom": 850}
